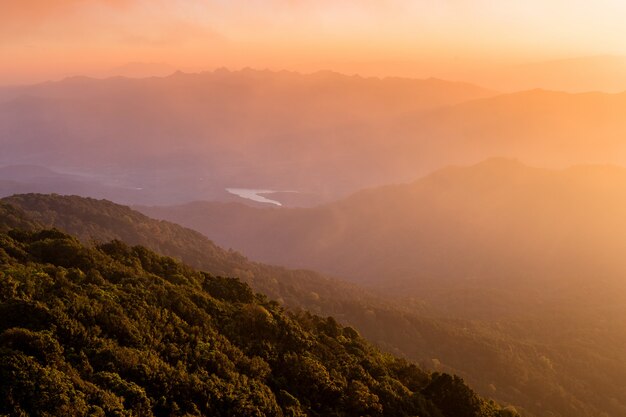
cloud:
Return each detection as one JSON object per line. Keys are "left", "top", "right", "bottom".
{"left": 0, "top": 0, "right": 129, "bottom": 20}
{"left": 2, "top": 0, "right": 626, "bottom": 85}
{"left": 0, "top": 0, "right": 226, "bottom": 49}
{"left": 118, "top": 20, "right": 225, "bottom": 48}
{"left": 0, "top": 0, "right": 132, "bottom": 41}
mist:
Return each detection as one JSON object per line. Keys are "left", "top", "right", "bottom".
{"left": 2, "top": 2, "right": 626, "bottom": 417}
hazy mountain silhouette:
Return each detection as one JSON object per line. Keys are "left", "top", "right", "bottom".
{"left": 0, "top": 69, "right": 495, "bottom": 205}
{"left": 135, "top": 159, "right": 626, "bottom": 416}
{"left": 0, "top": 165, "right": 189, "bottom": 204}
{"left": 388, "top": 89, "right": 626, "bottom": 171}
{"left": 139, "top": 158, "right": 626, "bottom": 293}
{"left": 323, "top": 55, "right": 626, "bottom": 93}
{"left": 6, "top": 70, "right": 626, "bottom": 206}
{"left": 6, "top": 69, "right": 626, "bottom": 207}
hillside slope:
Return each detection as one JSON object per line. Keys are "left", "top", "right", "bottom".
{"left": 2, "top": 194, "right": 376, "bottom": 313}
{"left": 139, "top": 158, "right": 626, "bottom": 290}
{"left": 5, "top": 193, "right": 625, "bottom": 417}
{"left": 0, "top": 227, "right": 514, "bottom": 416}
{"left": 136, "top": 160, "right": 626, "bottom": 417}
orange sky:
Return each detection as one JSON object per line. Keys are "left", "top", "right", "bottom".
{"left": 2, "top": 0, "right": 626, "bottom": 85}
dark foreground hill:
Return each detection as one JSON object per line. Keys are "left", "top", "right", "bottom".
{"left": 5, "top": 193, "right": 624, "bottom": 417}
{"left": 0, "top": 226, "right": 513, "bottom": 416}
{"left": 2, "top": 193, "right": 381, "bottom": 314}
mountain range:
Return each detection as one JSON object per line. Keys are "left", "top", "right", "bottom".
{"left": 139, "top": 158, "right": 626, "bottom": 293}
{"left": 2, "top": 66, "right": 626, "bottom": 416}
{"left": 0, "top": 69, "right": 494, "bottom": 205}
{"left": 4, "top": 69, "right": 626, "bottom": 208}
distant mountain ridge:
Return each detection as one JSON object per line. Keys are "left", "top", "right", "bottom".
{"left": 0, "top": 165, "right": 161, "bottom": 203}
{"left": 136, "top": 159, "right": 626, "bottom": 417}
{"left": 140, "top": 158, "right": 626, "bottom": 290}
{"left": 5, "top": 68, "right": 626, "bottom": 207}
{"left": 0, "top": 68, "right": 496, "bottom": 205}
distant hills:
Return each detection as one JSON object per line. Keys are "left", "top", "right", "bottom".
{"left": 3, "top": 68, "right": 626, "bottom": 206}
{"left": 390, "top": 89, "right": 626, "bottom": 170}
{"left": 0, "top": 69, "right": 495, "bottom": 205}
{"left": 0, "top": 165, "right": 162, "bottom": 203}
{"left": 3, "top": 64, "right": 626, "bottom": 416}
{"left": 330, "top": 55, "right": 626, "bottom": 93}
{"left": 138, "top": 158, "right": 626, "bottom": 291}
{"left": 137, "top": 159, "right": 626, "bottom": 416}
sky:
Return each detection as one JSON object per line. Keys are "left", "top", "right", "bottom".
{"left": 2, "top": 0, "right": 626, "bottom": 85}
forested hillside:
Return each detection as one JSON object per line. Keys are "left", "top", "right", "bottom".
{"left": 0, "top": 202, "right": 40, "bottom": 233}
{"left": 136, "top": 160, "right": 626, "bottom": 417}
{"left": 0, "top": 226, "right": 513, "bottom": 416}
{"left": 2, "top": 194, "right": 377, "bottom": 312}
{"left": 4, "top": 193, "right": 624, "bottom": 417}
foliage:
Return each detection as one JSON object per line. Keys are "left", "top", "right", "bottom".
{"left": 6, "top": 194, "right": 614, "bottom": 417}
{"left": 0, "top": 203, "right": 40, "bottom": 233}
{"left": 0, "top": 228, "right": 512, "bottom": 416}
{"left": 11, "top": 195, "right": 598, "bottom": 415}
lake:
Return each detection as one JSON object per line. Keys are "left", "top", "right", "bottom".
{"left": 226, "top": 188, "right": 282, "bottom": 206}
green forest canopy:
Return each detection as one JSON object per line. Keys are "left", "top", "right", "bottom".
{"left": 0, "top": 225, "right": 515, "bottom": 416}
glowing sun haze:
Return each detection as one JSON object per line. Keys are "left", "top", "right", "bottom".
{"left": 2, "top": 0, "right": 626, "bottom": 85}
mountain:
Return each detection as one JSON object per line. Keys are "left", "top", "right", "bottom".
{"left": 0, "top": 69, "right": 495, "bottom": 205}
{"left": 389, "top": 89, "right": 626, "bottom": 171}
{"left": 0, "top": 225, "right": 518, "bottom": 416}
{"left": 1, "top": 194, "right": 378, "bottom": 313}
{"left": 0, "top": 201, "right": 41, "bottom": 232}
{"left": 5, "top": 193, "right": 626, "bottom": 417}
{"left": 137, "top": 160, "right": 626, "bottom": 417}
{"left": 139, "top": 159, "right": 626, "bottom": 291}
{"left": 0, "top": 165, "right": 173, "bottom": 204}
{"left": 329, "top": 55, "right": 626, "bottom": 93}
{"left": 6, "top": 69, "right": 626, "bottom": 207}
